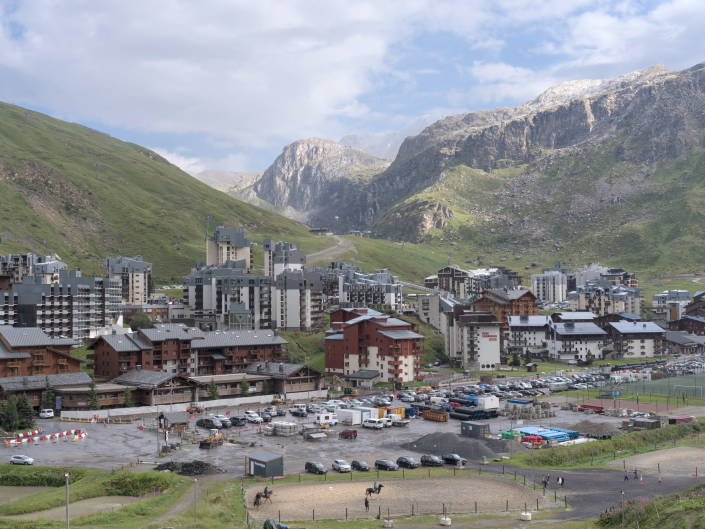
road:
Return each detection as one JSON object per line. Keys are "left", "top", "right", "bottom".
{"left": 306, "top": 235, "right": 356, "bottom": 264}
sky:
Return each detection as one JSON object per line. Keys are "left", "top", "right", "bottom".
{"left": 1, "top": 0, "right": 705, "bottom": 173}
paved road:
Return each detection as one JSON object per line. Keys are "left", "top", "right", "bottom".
{"left": 306, "top": 235, "right": 356, "bottom": 264}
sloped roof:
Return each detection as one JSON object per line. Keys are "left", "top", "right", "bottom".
{"left": 0, "top": 372, "right": 91, "bottom": 393}
{"left": 508, "top": 315, "right": 550, "bottom": 327}
{"left": 346, "top": 369, "right": 379, "bottom": 380}
{"left": 609, "top": 320, "right": 665, "bottom": 334}
{"left": 191, "top": 330, "right": 287, "bottom": 349}
{"left": 0, "top": 326, "right": 79, "bottom": 348}
{"left": 99, "top": 333, "right": 150, "bottom": 352}
{"left": 555, "top": 312, "right": 597, "bottom": 321}
{"left": 112, "top": 368, "right": 177, "bottom": 389}
{"left": 551, "top": 322, "right": 607, "bottom": 336}
{"left": 378, "top": 330, "right": 424, "bottom": 340}
{"left": 245, "top": 362, "right": 320, "bottom": 379}
{"left": 140, "top": 324, "right": 204, "bottom": 343}
{"left": 247, "top": 449, "right": 283, "bottom": 462}
{"left": 486, "top": 288, "right": 534, "bottom": 301}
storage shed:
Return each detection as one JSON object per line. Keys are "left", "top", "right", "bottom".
{"left": 460, "top": 421, "right": 490, "bottom": 438}
{"left": 245, "top": 449, "right": 284, "bottom": 478}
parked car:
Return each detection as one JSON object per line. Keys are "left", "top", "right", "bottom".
{"left": 420, "top": 454, "right": 443, "bottom": 467}
{"left": 362, "top": 417, "right": 384, "bottom": 429}
{"left": 375, "top": 459, "right": 399, "bottom": 471}
{"left": 396, "top": 456, "right": 420, "bottom": 469}
{"left": 244, "top": 412, "right": 262, "bottom": 423}
{"left": 212, "top": 415, "right": 232, "bottom": 428}
{"left": 9, "top": 455, "right": 34, "bottom": 465}
{"left": 260, "top": 412, "right": 273, "bottom": 423}
{"left": 39, "top": 409, "right": 54, "bottom": 419}
{"left": 196, "top": 418, "right": 222, "bottom": 429}
{"left": 230, "top": 416, "right": 248, "bottom": 426}
{"left": 332, "top": 459, "right": 352, "bottom": 472}
{"left": 442, "top": 453, "right": 467, "bottom": 466}
{"left": 290, "top": 408, "right": 307, "bottom": 417}
{"left": 305, "top": 461, "right": 327, "bottom": 474}
{"left": 351, "top": 460, "right": 370, "bottom": 471}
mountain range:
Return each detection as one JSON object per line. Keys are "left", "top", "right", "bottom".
{"left": 213, "top": 61, "right": 705, "bottom": 272}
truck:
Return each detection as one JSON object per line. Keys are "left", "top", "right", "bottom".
{"left": 199, "top": 429, "right": 224, "bottom": 449}
{"left": 389, "top": 413, "right": 410, "bottom": 427}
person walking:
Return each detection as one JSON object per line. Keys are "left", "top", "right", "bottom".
{"left": 365, "top": 496, "right": 370, "bottom": 512}
{"left": 624, "top": 471, "right": 629, "bottom": 481}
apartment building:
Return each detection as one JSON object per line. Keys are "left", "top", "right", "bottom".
{"left": 652, "top": 290, "right": 691, "bottom": 321}
{"left": 0, "top": 253, "right": 67, "bottom": 287}
{"left": 567, "top": 280, "right": 641, "bottom": 317}
{"left": 89, "top": 323, "right": 288, "bottom": 378}
{"left": 324, "top": 308, "right": 424, "bottom": 384}
{"left": 531, "top": 270, "right": 567, "bottom": 303}
{"left": 185, "top": 262, "right": 272, "bottom": 329}
{"left": 0, "top": 326, "right": 81, "bottom": 378}
{"left": 452, "top": 311, "right": 502, "bottom": 370}
{"left": 0, "top": 270, "right": 121, "bottom": 339}
{"left": 608, "top": 320, "right": 665, "bottom": 358}
{"left": 601, "top": 268, "right": 638, "bottom": 288}
{"left": 263, "top": 240, "right": 306, "bottom": 278}
{"left": 546, "top": 321, "right": 607, "bottom": 363}
{"left": 272, "top": 270, "right": 325, "bottom": 331}
{"left": 472, "top": 288, "right": 539, "bottom": 328}
{"left": 206, "top": 225, "right": 252, "bottom": 272}
{"left": 105, "top": 256, "right": 153, "bottom": 305}
{"left": 416, "top": 292, "right": 469, "bottom": 362}
{"left": 315, "top": 263, "right": 403, "bottom": 311}
{"left": 507, "top": 315, "right": 550, "bottom": 354}
{"left": 437, "top": 265, "right": 521, "bottom": 299}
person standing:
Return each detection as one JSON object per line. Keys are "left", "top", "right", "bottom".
{"left": 624, "top": 471, "right": 629, "bottom": 481}
{"left": 365, "top": 496, "right": 370, "bottom": 512}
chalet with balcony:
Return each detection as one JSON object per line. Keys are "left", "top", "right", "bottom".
{"left": 0, "top": 326, "right": 81, "bottom": 378}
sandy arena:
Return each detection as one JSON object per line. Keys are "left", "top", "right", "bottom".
{"left": 246, "top": 475, "right": 548, "bottom": 521}
{"left": 607, "top": 446, "right": 705, "bottom": 475}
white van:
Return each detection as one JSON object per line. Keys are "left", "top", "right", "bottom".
{"left": 315, "top": 413, "right": 338, "bottom": 426}
{"left": 429, "top": 396, "right": 448, "bottom": 406}
{"left": 362, "top": 417, "right": 384, "bottom": 429}
{"left": 39, "top": 409, "right": 54, "bottom": 419}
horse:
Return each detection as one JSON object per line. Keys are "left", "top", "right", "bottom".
{"left": 365, "top": 484, "right": 384, "bottom": 496}
{"left": 262, "top": 489, "right": 274, "bottom": 504}
{"left": 253, "top": 492, "right": 262, "bottom": 509}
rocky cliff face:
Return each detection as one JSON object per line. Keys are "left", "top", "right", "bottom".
{"left": 253, "top": 138, "right": 390, "bottom": 225}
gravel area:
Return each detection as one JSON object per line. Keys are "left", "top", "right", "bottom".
{"left": 606, "top": 446, "right": 705, "bottom": 475}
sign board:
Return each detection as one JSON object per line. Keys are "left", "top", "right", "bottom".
{"left": 55, "top": 396, "right": 62, "bottom": 410}
{"left": 612, "top": 391, "right": 620, "bottom": 397}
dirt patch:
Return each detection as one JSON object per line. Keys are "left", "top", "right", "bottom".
{"left": 4, "top": 496, "right": 138, "bottom": 520}
{"left": 247, "top": 476, "right": 547, "bottom": 521}
{"left": 154, "top": 460, "right": 221, "bottom": 476}
{"left": 0, "top": 486, "right": 54, "bottom": 505}
{"left": 566, "top": 420, "right": 623, "bottom": 438}
{"left": 400, "top": 433, "right": 514, "bottom": 460}
{"left": 606, "top": 446, "right": 705, "bottom": 475}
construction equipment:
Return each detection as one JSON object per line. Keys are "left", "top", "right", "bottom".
{"left": 187, "top": 404, "right": 205, "bottom": 414}
{"left": 334, "top": 375, "right": 358, "bottom": 395}
{"left": 271, "top": 395, "right": 286, "bottom": 405}
{"left": 199, "top": 429, "right": 224, "bottom": 449}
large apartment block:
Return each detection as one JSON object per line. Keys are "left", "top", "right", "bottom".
{"left": 568, "top": 280, "right": 641, "bottom": 316}
{"left": 452, "top": 311, "right": 502, "bottom": 370}
{"left": 608, "top": 320, "right": 665, "bottom": 358}
{"left": 471, "top": 288, "right": 539, "bottom": 328}
{"left": 316, "top": 263, "right": 403, "bottom": 311}
{"left": 105, "top": 256, "right": 153, "bottom": 305}
{"left": 206, "top": 225, "right": 252, "bottom": 272}
{"left": 0, "top": 270, "right": 121, "bottom": 339}
{"left": 437, "top": 265, "right": 521, "bottom": 299}
{"left": 324, "top": 308, "right": 424, "bottom": 384}
{"left": 272, "top": 270, "right": 325, "bottom": 331}
{"left": 263, "top": 240, "right": 306, "bottom": 278}
{"left": 0, "top": 253, "right": 67, "bottom": 288}
{"left": 531, "top": 270, "right": 568, "bottom": 303}
{"left": 547, "top": 321, "right": 607, "bottom": 363}
{"left": 508, "top": 315, "right": 551, "bottom": 354}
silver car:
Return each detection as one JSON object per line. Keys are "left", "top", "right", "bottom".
{"left": 9, "top": 455, "right": 34, "bottom": 465}
{"left": 332, "top": 459, "right": 351, "bottom": 472}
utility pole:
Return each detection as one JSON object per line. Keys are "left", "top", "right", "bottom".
{"left": 621, "top": 490, "right": 625, "bottom": 529}
{"left": 156, "top": 405, "right": 160, "bottom": 457}
{"left": 65, "top": 472, "right": 70, "bottom": 529}
{"left": 193, "top": 478, "right": 198, "bottom": 526}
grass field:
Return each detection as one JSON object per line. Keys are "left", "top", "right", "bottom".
{"left": 280, "top": 330, "right": 326, "bottom": 372}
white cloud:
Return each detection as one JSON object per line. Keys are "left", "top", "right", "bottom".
{"left": 152, "top": 148, "right": 205, "bottom": 176}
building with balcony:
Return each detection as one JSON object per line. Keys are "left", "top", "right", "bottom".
{"left": 324, "top": 308, "right": 424, "bottom": 384}
{"left": 314, "top": 263, "right": 404, "bottom": 311}
{"left": 206, "top": 225, "right": 252, "bottom": 272}
{"left": 546, "top": 321, "right": 607, "bottom": 363}
{"left": 0, "top": 252, "right": 67, "bottom": 288}
{"left": 437, "top": 265, "right": 521, "bottom": 299}
{"left": 608, "top": 320, "right": 665, "bottom": 358}
{"left": 245, "top": 362, "right": 324, "bottom": 395}
{"left": 272, "top": 270, "right": 325, "bottom": 331}
{"left": 105, "top": 256, "right": 152, "bottom": 305}
{"left": 263, "top": 240, "right": 306, "bottom": 278}
{"left": 567, "top": 280, "right": 641, "bottom": 317}
{"left": 0, "top": 372, "right": 92, "bottom": 409}
{"left": 531, "top": 270, "right": 567, "bottom": 303}
{"left": 0, "top": 326, "right": 81, "bottom": 378}
{"left": 452, "top": 311, "right": 502, "bottom": 370}
{"left": 0, "top": 270, "right": 121, "bottom": 339}
{"left": 507, "top": 315, "right": 550, "bottom": 355}
{"left": 471, "top": 288, "right": 539, "bottom": 329}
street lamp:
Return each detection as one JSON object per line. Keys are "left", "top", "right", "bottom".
{"left": 621, "top": 490, "right": 625, "bottom": 529}
{"left": 64, "top": 472, "right": 70, "bottom": 529}
{"left": 193, "top": 478, "right": 198, "bottom": 526}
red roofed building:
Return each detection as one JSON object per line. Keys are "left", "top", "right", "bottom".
{"left": 324, "top": 308, "right": 424, "bottom": 384}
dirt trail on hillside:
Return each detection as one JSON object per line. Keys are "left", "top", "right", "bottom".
{"left": 306, "top": 235, "right": 357, "bottom": 264}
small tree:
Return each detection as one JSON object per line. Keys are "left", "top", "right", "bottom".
{"left": 509, "top": 352, "right": 522, "bottom": 367}
{"left": 129, "top": 312, "right": 154, "bottom": 331}
{"left": 88, "top": 379, "right": 100, "bottom": 409}
{"left": 239, "top": 380, "right": 250, "bottom": 396}
{"left": 207, "top": 379, "right": 219, "bottom": 400}
{"left": 123, "top": 387, "right": 134, "bottom": 407}
{"left": 585, "top": 352, "right": 595, "bottom": 365}
{"left": 41, "top": 376, "right": 55, "bottom": 410}
{"left": 4, "top": 395, "right": 19, "bottom": 432}
{"left": 16, "top": 395, "right": 35, "bottom": 430}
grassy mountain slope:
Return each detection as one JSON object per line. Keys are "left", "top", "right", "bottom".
{"left": 0, "top": 102, "right": 329, "bottom": 281}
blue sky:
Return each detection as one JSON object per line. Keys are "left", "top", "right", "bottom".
{"left": 1, "top": 0, "right": 704, "bottom": 172}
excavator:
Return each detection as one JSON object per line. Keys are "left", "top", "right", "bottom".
{"left": 199, "top": 429, "right": 224, "bottom": 449}
{"left": 334, "top": 376, "right": 358, "bottom": 396}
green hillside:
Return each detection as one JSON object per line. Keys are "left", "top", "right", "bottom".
{"left": 0, "top": 102, "right": 329, "bottom": 281}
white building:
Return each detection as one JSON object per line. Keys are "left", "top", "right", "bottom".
{"left": 531, "top": 270, "right": 567, "bottom": 303}
{"left": 508, "top": 315, "right": 550, "bottom": 353}
{"left": 547, "top": 321, "right": 607, "bottom": 363}
{"left": 105, "top": 256, "right": 152, "bottom": 305}
{"left": 272, "top": 270, "right": 325, "bottom": 332}
{"left": 206, "top": 225, "right": 252, "bottom": 272}
{"left": 453, "top": 311, "right": 502, "bottom": 370}
{"left": 652, "top": 290, "right": 691, "bottom": 321}
{"left": 263, "top": 240, "right": 306, "bottom": 278}
{"left": 608, "top": 320, "right": 665, "bottom": 358}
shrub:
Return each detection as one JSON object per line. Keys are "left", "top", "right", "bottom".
{"left": 104, "top": 471, "right": 177, "bottom": 496}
